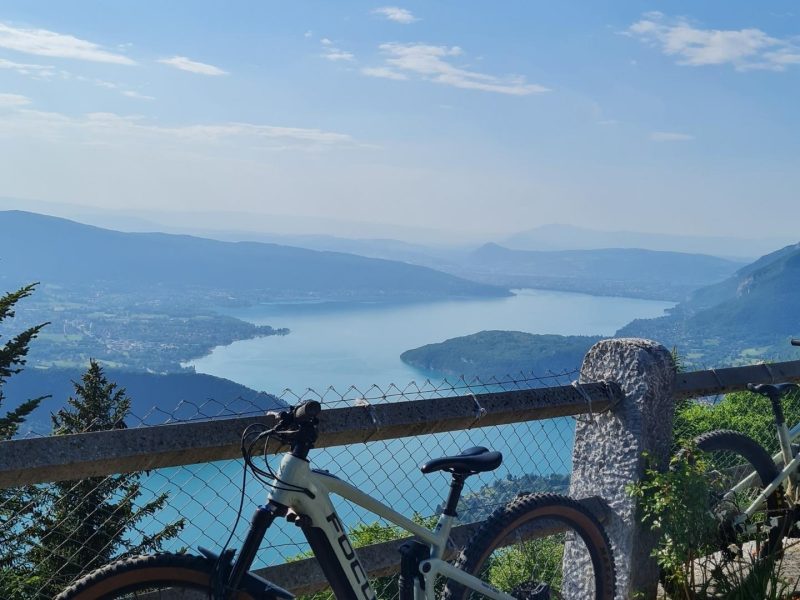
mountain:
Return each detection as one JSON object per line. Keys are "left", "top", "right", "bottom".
{"left": 400, "top": 331, "right": 601, "bottom": 378}
{"left": 618, "top": 242, "right": 800, "bottom": 365}
{"left": 503, "top": 224, "right": 790, "bottom": 260}
{"left": 0, "top": 211, "right": 506, "bottom": 303}
{"left": 4, "top": 368, "right": 284, "bottom": 435}
{"left": 440, "top": 243, "right": 742, "bottom": 301}
{"left": 401, "top": 243, "right": 800, "bottom": 376}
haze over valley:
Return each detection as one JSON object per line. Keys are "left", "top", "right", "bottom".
{"left": 3, "top": 206, "right": 797, "bottom": 431}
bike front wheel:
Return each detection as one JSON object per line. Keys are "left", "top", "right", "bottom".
{"left": 693, "top": 430, "right": 789, "bottom": 566}
{"left": 443, "top": 493, "right": 615, "bottom": 600}
{"left": 54, "top": 553, "right": 257, "bottom": 600}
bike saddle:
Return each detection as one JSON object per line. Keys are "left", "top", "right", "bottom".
{"left": 420, "top": 446, "right": 502, "bottom": 476}
{"left": 747, "top": 382, "right": 799, "bottom": 398}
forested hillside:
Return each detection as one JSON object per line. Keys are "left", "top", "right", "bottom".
{"left": 0, "top": 211, "right": 506, "bottom": 303}
{"left": 401, "top": 331, "right": 600, "bottom": 378}
{"left": 618, "top": 242, "right": 800, "bottom": 365}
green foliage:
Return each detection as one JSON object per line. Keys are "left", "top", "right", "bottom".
{"left": 7, "top": 361, "right": 185, "bottom": 598}
{"left": 674, "top": 389, "right": 800, "bottom": 454}
{"left": 630, "top": 447, "right": 800, "bottom": 599}
{"left": 0, "top": 283, "right": 48, "bottom": 439}
{"left": 0, "top": 283, "right": 49, "bottom": 599}
{"left": 628, "top": 448, "right": 721, "bottom": 597}
{"left": 670, "top": 346, "right": 685, "bottom": 374}
{"left": 401, "top": 330, "right": 600, "bottom": 378}
{"left": 483, "top": 537, "right": 564, "bottom": 593}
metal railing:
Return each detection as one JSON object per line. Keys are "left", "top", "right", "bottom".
{"left": 2, "top": 360, "right": 800, "bottom": 598}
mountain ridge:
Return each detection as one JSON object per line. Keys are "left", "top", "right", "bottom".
{"left": 0, "top": 210, "right": 507, "bottom": 303}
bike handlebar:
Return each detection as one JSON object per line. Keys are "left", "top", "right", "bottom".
{"left": 292, "top": 400, "right": 321, "bottom": 423}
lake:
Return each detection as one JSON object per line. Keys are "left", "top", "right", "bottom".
{"left": 148, "top": 290, "right": 672, "bottom": 566}
{"left": 189, "top": 288, "right": 674, "bottom": 393}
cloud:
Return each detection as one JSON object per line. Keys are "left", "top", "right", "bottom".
{"left": 122, "top": 90, "right": 155, "bottom": 101}
{"left": 157, "top": 56, "right": 227, "bottom": 76}
{"left": 627, "top": 12, "right": 800, "bottom": 71}
{"left": 0, "top": 57, "right": 57, "bottom": 79}
{"left": 0, "top": 93, "right": 31, "bottom": 107}
{"left": 0, "top": 101, "right": 355, "bottom": 149}
{"left": 0, "top": 21, "right": 135, "bottom": 64}
{"left": 372, "top": 7, "right": 418, "bottom": 24}
{"left": 323, "top": 49, "right": 355, "bottom": 62}
{"left": 304, "top": 30, "right": 313, "bottom": 38}
{"left": 650, "top": 131, "right": 694, "bottom": 142}
{"left": 365, "top": 43, "right": 550, "bottom": 95}
{"left": 320, "top": 39, "right": 355, "bottom": 62}
{"left": 361, "top": 66, "right": 407, "bottom": 80}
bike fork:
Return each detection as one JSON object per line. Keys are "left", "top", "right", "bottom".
{"left": 224, "top": 502, "right": 287, "bottom": 597}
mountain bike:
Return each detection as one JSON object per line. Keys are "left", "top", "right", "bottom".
{"left": 683, "top": 339, "right": 800, "bottom": 567}
{"left": 57, "top": 400, "right": 615, "bottom": 599}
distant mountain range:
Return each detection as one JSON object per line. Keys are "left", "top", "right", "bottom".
{"left": 502, "top": 224, "right": 790, "bottom": 260}
{"left": 440, "top": 243, "right": 742, "bottom": 301}
{"left": 0, "top": 210, "right": 506, "bottom": 303}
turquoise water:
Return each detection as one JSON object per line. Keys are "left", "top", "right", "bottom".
{"left": 189, "top": 289, "right": 674, "bottom": 393}
{"left": 155, "top": 290, "right": 673, "bottom": 566}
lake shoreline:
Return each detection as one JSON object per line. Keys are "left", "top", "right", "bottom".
{"left": 189, "top": 288, "right": 674, "bottom": 394}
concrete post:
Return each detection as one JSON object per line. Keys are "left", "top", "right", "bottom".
{"left": 562, "top": 338, "right": 676, "bottom": 600}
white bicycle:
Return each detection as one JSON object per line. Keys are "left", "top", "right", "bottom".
{"left": 59, "top": 401, "right": 615, "bottom": 599}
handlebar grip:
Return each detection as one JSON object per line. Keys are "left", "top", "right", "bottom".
{"left": 792, "top": 339, "right": 800, "bottom": 347}
{"left": 294, "top": 400, "right": 321, "bottom": 422}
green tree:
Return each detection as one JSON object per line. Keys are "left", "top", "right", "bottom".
{"left": 0, "top": 283, "right": 48, "bottom": 439}
{"left": 25, "top": 360, "right": 185, "bottom": 597}
{"left": 0, "top": 284, "right": 48, "bottom": 599}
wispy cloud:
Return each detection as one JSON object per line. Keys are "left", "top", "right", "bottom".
{"left": 0, "top": 92, "right": 31, "bottom": 107}
{"left": 627, "top": 12, "right": 800, "bottom": 71}
{"left": 0, "top": 21, "right": 135, "bottom": 64}
{"left": 361, "top": 66, "right": 407, "bottom": 80}
{"left": 157, "top": 55, "right": 227, "bottom": 76}
{"left": 0, "top": 101, "right": 355, "bottom": 149}
{"left": 372, "top": 7, "right": 418, "bottom": 24}
{"left": 122, "top": 90, "right": 156, "bottom": 101}
{"left": 650, "top": 131, "right": 694, "bottom": 142}
{"left": 320, "top": 39, "right": 355, "bottom": 62}
{"left": 0, "top": 57, "right": 57, "bottom": 79}
{"left": 363, "top": 43, "right": 550, "bottom": 95}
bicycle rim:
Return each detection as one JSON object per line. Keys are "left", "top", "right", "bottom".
{"left": 444, "top": 493, "right": 615, "bottom": 600}
{"left": 55, "top": 554, "right": 256, "bottom": 600}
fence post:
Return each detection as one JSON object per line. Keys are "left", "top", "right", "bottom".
{"left": 562, "top": 338, "right": 675, "bottom": 600}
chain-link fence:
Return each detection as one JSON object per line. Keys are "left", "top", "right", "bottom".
{"left": 1, "top": 369, "right": 587, "bottom": 599}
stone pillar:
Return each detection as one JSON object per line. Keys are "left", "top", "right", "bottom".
{"left": 562, "top": 338, "right": 675, "bottom": 600}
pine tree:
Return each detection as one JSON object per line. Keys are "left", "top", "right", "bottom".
{"left": 26, "top": 361, "right": 185, "bottom": 597}
{"left": 0, "top": 284, "right": 49, "bottom": 599}
{"left": 0, "top": 283, "right": 49, "bottom": 439}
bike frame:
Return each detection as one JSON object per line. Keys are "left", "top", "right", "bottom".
{"left": 731, "top": 420, "right": 800, "bottom": 523}
{"left": 259, "top": 452, "right": 514, "bottom": 600}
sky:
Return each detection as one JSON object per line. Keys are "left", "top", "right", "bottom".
{"left": 0, "top": 1, "right": 799, "bottom": 241}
